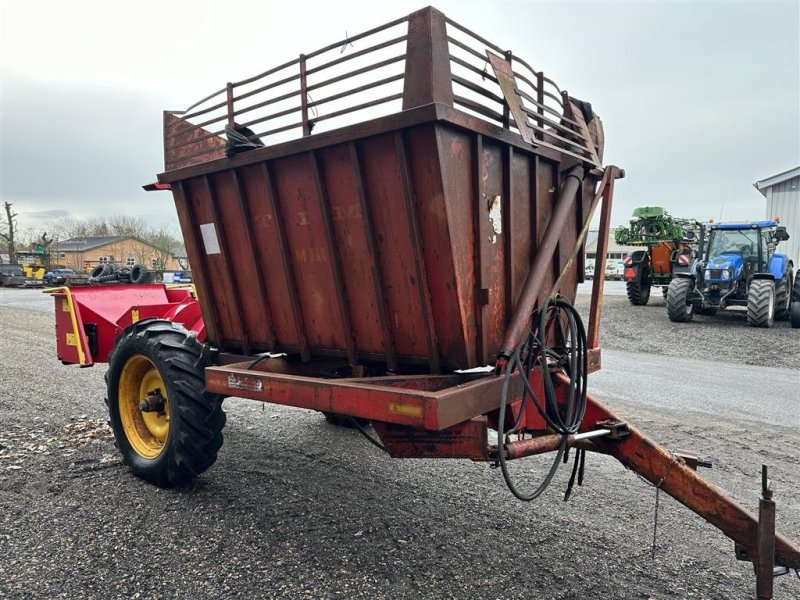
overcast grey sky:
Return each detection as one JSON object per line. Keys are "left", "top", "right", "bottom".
{"left": 1, "top": 0, "right": 798, "bottom": 236}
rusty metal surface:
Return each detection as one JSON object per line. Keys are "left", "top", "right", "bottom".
{"left": 587, "top": 169, "right": 617, "bottom": 351}
{"left": 497, "top": 164, "right": 585, "bottom": 358}
{"left": 172, "top": 115, "right": 601, "bottom": 369}
{"left": 161, "top": 7, "right": 611, "bottom": 371}
{"left": 402, "top": 7, "right": 453, "bottom": 110}
{"left": 503, "top": 433, "right": 564, "bottom": 459}
{"left": 757, "top": 465, "right": 777, "bottom": 598}
{"left": 164, "top": 112, "right": 226, "bottom": 171}
{"left": 372, "top": 417, "right": 489, "bottom": 460}
{"left": 486, "top": 52, "right": 536, "bottom": 144}
{"left": 205, "top": 363, "right": 519, "bottom": 431}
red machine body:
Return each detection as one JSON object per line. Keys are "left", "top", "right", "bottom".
{"left": 52, "top": 284, "right": 202, "bottom": 366}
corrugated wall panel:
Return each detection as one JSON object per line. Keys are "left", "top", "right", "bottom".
{"left": 766, "top": 176, "right": 800, "bottom": 265}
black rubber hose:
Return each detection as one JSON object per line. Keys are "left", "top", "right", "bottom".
{"left": 497, "top": 296, "right": 588, "bottom": 501}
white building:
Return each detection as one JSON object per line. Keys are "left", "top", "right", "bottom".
{"left": 585, "top": 229, "right": 639, "bottom": 262}
{"left": 754, "top": 166, "right": 800, "bottom": 265}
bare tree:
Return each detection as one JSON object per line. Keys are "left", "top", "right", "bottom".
{"left": 46, "top": 214, "right": 184, "bottom": 270}
{"left": 141, "top": 223, "right": 178, "bottom": 270}
{"left": 52, "top": 217, "right": 95, "bottom": 240}
{"left": 0, "top": 202, "right": 18, "bottom": 263}
{"left": 108, "top": 215, "right": 147, "bottom": 237}
{"left": 39, "top": 232, "right": 54, "bottom": 269}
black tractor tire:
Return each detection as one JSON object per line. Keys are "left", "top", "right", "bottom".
{"left": 90, "top": 265, "right": 106, "bottom": 279}
{"left": 105, "top": 319, "right": 225, "bottom": 487}
{"left": 130, "top": 263, "right": 149, "bottom": 284}
{"left": 626, "top": 279, "right": 651, "bottom": 306}
{"left": 116, "top": 267, "right": 132, "bottom": 282}
{"left": 775, "top": 269, "right": 793, "bottom": 321}
{"left": 747, "top": 279, "right": 776, "bottom": 328}
{"left": 793, "top": 273, "right": 800, "bottom": 303}
{"left": 791, "top": 301, "right": 800, "bottom": 329}
{"left": 666, "top": 278, "right": 694, "bottom": 322}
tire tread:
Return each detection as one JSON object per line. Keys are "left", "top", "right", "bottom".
{"left": 105, "top": 318, "right": 225, "bottom": 487}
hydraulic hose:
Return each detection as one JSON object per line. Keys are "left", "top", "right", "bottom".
{"left": 497, "top": 296, "right": 588, "bottom": 501}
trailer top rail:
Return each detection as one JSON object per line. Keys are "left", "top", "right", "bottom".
{"left": 163, "top": 6, "right": 601, "bottom": 173}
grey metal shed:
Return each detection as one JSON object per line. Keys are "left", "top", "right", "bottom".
{"left": 754, "top": 166, "right": 800, "bottom": 266}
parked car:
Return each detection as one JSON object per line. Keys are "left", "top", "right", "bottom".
{"left": 44, "top": 268, "right": 76, "bottom": 285}
{"left": 605, "top": 260, "right": 623, "bottom": 280}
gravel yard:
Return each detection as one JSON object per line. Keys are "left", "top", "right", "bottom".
{"left": 1, "top": 289, "right": 798, "bottom": 599}
{"left": 575, "top": 283, "right": 800, "bottom": 370}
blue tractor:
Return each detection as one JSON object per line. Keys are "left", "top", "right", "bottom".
{"left": 666, "top": 220, "right": 794, "bottom": 327}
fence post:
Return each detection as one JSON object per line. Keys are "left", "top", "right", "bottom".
{"left": 226, "top": 82, "right": 234, "bottom": 127}
{"left": 300, "top": 54, "right": 310, "bottom": 136}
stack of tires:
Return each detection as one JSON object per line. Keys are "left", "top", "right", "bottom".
{"left": 89, "top": 263, "right": 150, "bottom": 285}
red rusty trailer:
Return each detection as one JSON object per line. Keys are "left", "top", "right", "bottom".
{"left": 49, "top": 7, "right": 797, "bottom": 596}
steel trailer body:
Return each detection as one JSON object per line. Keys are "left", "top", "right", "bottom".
{"left": 49, "top": 6, "right": 798, "bottom": 595}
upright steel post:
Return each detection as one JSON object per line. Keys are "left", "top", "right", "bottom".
{"left": 757, "top": 464, "right": 776, "bottom": 599}
{"left": 402, "top": 6, "right": 454, "bottom": 109}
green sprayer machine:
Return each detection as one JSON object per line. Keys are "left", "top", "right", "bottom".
{"left": 615, "top": 207, "right": 703, "bottom": 305}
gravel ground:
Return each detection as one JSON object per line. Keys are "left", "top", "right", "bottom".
{"left": 1, "top": 295, "right": 799, "bottom": 599}
{"left": 575, "top": 290, "right": 800, "bottom": 370}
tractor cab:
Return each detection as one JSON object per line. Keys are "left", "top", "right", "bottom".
{"left": 668, "top": 219, "right": 794, "bottom": 327}
{"left": 704, "top": 226, "right": 764, "bottom": 284}
{"left": 703, "top": 221, "right": 787, "bottom": 286}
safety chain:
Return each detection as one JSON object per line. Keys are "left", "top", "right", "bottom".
{"left": 651, "top": 454, "right": 678, "bottom": 559}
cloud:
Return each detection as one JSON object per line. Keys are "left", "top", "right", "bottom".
{"left": 21, "top": 209, "right": 72, "bottom": 220}
{"left": 1, "top": 71, "right": 178, "bottom": 231}
{"left": 1, "top": 0, "right": 798, "bottom": 237}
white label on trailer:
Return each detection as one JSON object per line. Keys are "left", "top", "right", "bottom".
{"left": 200, "top": 222, "right": 221, "bottom": 255}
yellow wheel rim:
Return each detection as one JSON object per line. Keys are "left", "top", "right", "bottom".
{"left": 118, "top": 354, "right": 170, "bottom": 458}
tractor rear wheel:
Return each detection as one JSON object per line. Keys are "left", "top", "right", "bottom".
{"left": 747, "top": 279, "right": 775, "bottom": 328}
{"left": 792, "top": 276, "right": 800, "bottom": 329}
{"left": 105, "top": 319, "right": 225, "bottom": 486}
{"left": 793, "top": 273, "right": 800, "bottom": 302}
{"left": 775, "top": 269, "right": 793, "bottom": 321}
{"left": 666, "top": 278, "right": 694, "bottom": 322}
{"left": 626, "top": 279, "right": 651, "bottom": 305}
{"left": 791, "top": 301, "right": 800, "bottom": 329}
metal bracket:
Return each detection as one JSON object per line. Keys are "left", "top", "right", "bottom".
{"left": 674, "top": 450, "right": 713, "bottom": 471}
{"left": 486, "top": 51, "right": 537, "bottom": 145}
{"left": 596, "top": 419, "right": 629, "bottom": 440}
